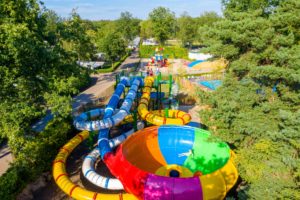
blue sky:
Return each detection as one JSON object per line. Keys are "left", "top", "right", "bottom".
{"left": 42, "top": 0, "right": 222, "bottom": 20}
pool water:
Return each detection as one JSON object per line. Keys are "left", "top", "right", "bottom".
{"left": 199, "top": 80, "right": 222, "bottom": 90}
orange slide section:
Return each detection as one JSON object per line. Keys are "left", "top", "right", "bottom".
{"left": 137, "top": 76, "right": 191, "bottom": 125}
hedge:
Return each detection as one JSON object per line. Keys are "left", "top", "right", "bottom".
{"left": 96, "top": 50, "right": 131, "bottom": 73}
{"left": 139, "top": 45, "right": 188, "bottom": 59}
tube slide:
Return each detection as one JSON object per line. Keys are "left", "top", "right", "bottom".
{"left": 82, "top": 122, "right": 144, "bottom": 190}
{"left": 74, "top": 77, "right": 130, "bottom": 131}
{"left": 52, "top": 131, "right": 137, "bottom": 200}
{"left": 138, "top": 76, "right": 191, "bottom": 125}
{"left": 98, "top": 78, "right": 140, "bottom": 159}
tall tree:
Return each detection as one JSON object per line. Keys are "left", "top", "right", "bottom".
{"left": 177, "top": 12, "right": 197, "bottom": 47}
{"left": 101, "top": 32, "right": 126, "bottom": 66}
{"left": 61, "top": 10, "right": 96, "bottom": 60}
{"left": 140, "top": 19, "right": 154, "bottom": 40}
{"left": 198, "top": 0, "right": 300, "bottom": 199}
{"left": 0, "top": 0, "right": 89, "bottom": 157}
{"left": 116, "top": 11, "right": 140, "bottom": 44}
{"left": 149, "top": 7, "right": 176, "bottom": 44}
{"left": 195, "top": 12, "right": 221, "bottom": 44}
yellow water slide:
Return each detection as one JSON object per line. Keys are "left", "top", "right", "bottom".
{"left": 137, "top": 76, "right": 191, "bottom": 125}
{"left": 52, "top": 131, "right": 137, "bottom": 200}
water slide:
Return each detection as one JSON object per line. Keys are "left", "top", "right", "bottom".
{"left": 82, "top": 122, "right": 143, "bottom": 190}
{"left": 98, "top": 78, "right": 140, "bottom": 158}
{"left": 73, "top": 77, "right": 139, "bottom": 131}
{"left": 54, "top": 77, "right": 142, "bottom": 199}
{"left": 103, "top": 126, "right": 239, "bottom": 200}
{"left": 52, "top": 131, "right": 137, "bottom": 200}
{"left": 138, "top": 76, "right": 191, "bottom": 125}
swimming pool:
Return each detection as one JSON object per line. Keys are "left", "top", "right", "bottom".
{"left": 199, "top": 80, "right": 222, "bottom": 90}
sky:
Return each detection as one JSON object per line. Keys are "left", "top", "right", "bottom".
{"left": 42, "top": 0, "right": 222, "bottom": 20}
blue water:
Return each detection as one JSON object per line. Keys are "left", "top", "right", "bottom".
{"left": 199, "top": 80, "right": 222, "bottom": 90}
{"left": 188, "top": 60, "right": 205, "bottom": 68}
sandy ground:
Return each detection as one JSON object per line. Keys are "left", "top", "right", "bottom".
{"left": 142, "top": 58, "right": 226, "bottom": 76}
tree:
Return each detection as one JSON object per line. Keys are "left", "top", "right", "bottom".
{"left": 0, "top": 0, "right": 90, "bottom": 183}
{"left": 198, "top": 0, "right": 300, "bottom": 199}
{"left": 61, "top": 10, "right": 96, "bottom": 60}
{"left": 177, "top": 12, "right": 197, "bottom": 47}
{"left": 149, "top": 7, "right": 176, "bottom": 44}
{"left": 195, "top": 12, "right": 221, "bottom": 44}
{"left": 116, "top": 11, "right": 140, "bottom": 44}
{"left": 140, "top": 20, "right": 154, "bottom": 40}
{"left": 101, "top": 32, "right": 126, "bottom": 66}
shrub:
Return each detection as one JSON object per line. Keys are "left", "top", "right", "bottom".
{"left": 96, "top": 51, "right": 130, "bottom": 73}
{"left": 0, "top": 118, "right": 74, "bottom": 200}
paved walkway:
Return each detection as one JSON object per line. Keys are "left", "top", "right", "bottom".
{"left": 0, "top": 143, "right": 14, "bottom": 176}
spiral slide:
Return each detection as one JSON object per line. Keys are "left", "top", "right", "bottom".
{"left": 138, "top": 76, "right": 191, "bottom": 125}
{"left": 104, "top": 126, "right": 239, "bottom": 200}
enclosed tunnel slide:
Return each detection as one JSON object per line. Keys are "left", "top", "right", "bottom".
{"left": 138, "top": 76, "right": 191, "bottom": 125}
{"left": 73, "top": 77, "right": 141, "bottom": 131}
{"left": 98, "top": 78, "right": 141, "bottom": 159}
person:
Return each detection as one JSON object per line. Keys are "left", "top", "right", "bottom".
{"left": 146, "top": 67, "right": 150, "bottom": 76}
{"left": 149, "top": 68, "right": 153, "bottom": 76}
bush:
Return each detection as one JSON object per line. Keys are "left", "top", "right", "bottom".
{"left": 0, "top": 118, "right": 74, "bottom": 200}
{"left": 139, "top": 45, "right": 188, "bottom": 59}
{"left": 0, "top": 162, "right": 33, "bottom": 200}
{"left": 96, "top": 52, "right": 130, "bottom": 73}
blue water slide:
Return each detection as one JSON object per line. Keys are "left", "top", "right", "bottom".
{"left": 98, "top": 78, "right": 141, "bottom": 159}
{"left": 73, "top": 77, "right": 130, "bottom": 131}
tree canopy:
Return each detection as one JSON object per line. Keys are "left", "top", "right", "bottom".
{"left": 198, "top": 0, "right": 300, "bottom": 198}
{"left": 116, "top": 11, "right": 140, "bottom": 43}
{"left": 0, "top": 0, "right": 91, "bottom": 183}
{"left": 149, "top": 7, "right": 176, "bottom": 44}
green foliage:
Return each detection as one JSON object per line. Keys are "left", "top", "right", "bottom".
{"left": 177, "top": 12, "right": 197, "bottom": 47}
{"left": 116, "top": 11, "right": 140, "bottom": 43}
{"left": 95, "top": 52, "right": 130, "bottom": 73}
{"left": 149, "top": 7, "right": 176, "bottom": 44}
{"left": 140, "top": 20, "right": 154, "bottom": 40}
{"left": 0, "top": 118, "right": 73, "bottom": 200}
{"left": 0, "top": 1, "right": 91, "bottom": 198}
{"left": 139, "top": 45, "right": 188, "bottom": 59}
{"left": 60, "top": 10, "right": 96, "bottom": 60}
{"left": 0, "top": 162, "right": 31, "bottom": 200}
{"left": 198, "top": 0, "right": 300, "bottom": 198}
{"left": 101, "top": 32, "right": 127, "bottom": 63}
